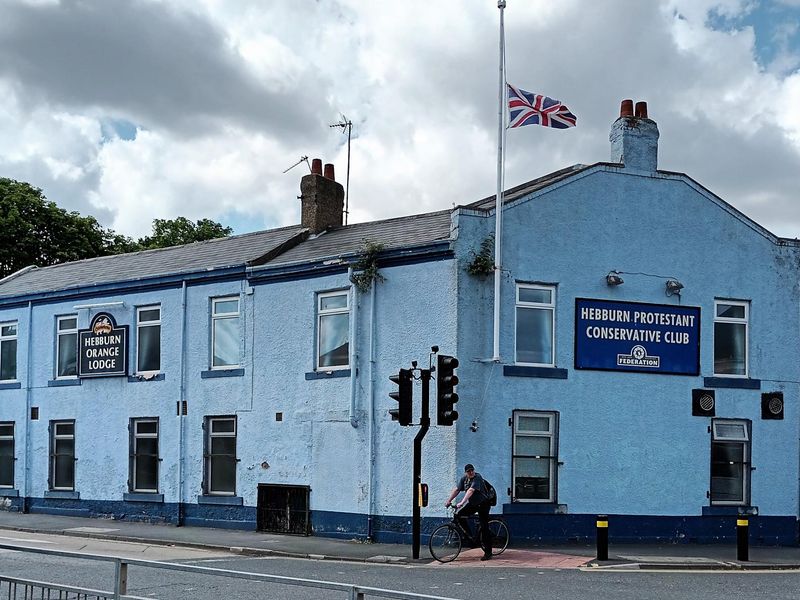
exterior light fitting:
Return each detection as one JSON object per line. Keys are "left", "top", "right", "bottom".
{"left": 665, "top": 279, "right": 684, "bottom": 296}
{"left": 606, "top": 271, "right": 624, "bottom": 286}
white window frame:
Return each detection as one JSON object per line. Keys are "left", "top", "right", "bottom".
{"left": 710, "top": 418, "right": 751, "bottom": 506}
{"left": 0, "top": 321, "right": 18, "bottom": 382}
{"left": 316, "top": 290, "right": 350, "bottom": 370}
{"left": 211, "top": 297, "right": 240, "bottom": 370}
{"left": 514, "top": 284, "right": 556, "bottom": 367}
{"left": 205, "top": 416, "right": 237, "bottom": 496}
{"left": 49, "top": 420, "right": 75, "bottom": 491}
{"left": 130, "top": 418, "right": 159, "bottom": 493}
{"left": 512, "top": 410, "right": 558, "bottom": 503}
{"left": 713, "top": 300, "right": 749, "bottom": 378}
{"left": 0, "top": 422, "right": 14, "bottom": 489}
{"left": 55, "top": 315, "right": 78, "bottom": 380}
{"left": 136, "top": 306, "right": 162, "bottom": 375}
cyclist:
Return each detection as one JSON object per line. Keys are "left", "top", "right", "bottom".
{"left": 444, "top": 463, "right": 492, "bottom": 561}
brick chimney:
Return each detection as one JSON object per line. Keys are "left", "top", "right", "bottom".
{"left": 300, "top": 158, "right": 344, "bottom": 234}
{"left": 610, "top": 99, "right": 659, "bottom": 172}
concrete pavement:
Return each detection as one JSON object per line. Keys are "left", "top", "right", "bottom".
{"left": 0, "top": 510, "right": 797, "bottom": 570}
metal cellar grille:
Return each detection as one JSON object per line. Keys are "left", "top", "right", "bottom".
{"left": 257, "top": 484, "right": 311, "bottom": 535}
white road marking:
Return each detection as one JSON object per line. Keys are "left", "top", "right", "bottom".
{"left": 0, "top": 536, "right": 54, "bottom": 544}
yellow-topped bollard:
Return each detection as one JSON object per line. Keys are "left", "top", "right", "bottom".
{"left": 737, "top": 518, "right": 749, "bottom": 561}
{"left": 596, "top": 515, "right": 609, "bottom": 560}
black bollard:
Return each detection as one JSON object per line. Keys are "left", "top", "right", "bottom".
{"left": 736, "top": 518, "right": 749, "bottom": 561}
{"left": 596, "top": 515, "right": 608, "bottom": 561}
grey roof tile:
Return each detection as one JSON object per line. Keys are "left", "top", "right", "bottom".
{"left": 265, "top": 210, "right": 453, "bottom": 266}
{"left": 466, "top": 164, "right": 590, "bottom": 210}
{"left": 0, "top": 225, "right": 306, "bottom": 298}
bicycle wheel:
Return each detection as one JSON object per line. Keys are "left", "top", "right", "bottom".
{"left": 487, "top": 519, "right": 509, "bottom": 555}
{"left": 429, "top": 523, "right": 462, "bottom": 563}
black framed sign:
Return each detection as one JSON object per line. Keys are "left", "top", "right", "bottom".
{"left": 78, "top": 312, "right": 128, "bottom": 377}
{"left": 575, "top": 298, "right": 700, "bottom": 375}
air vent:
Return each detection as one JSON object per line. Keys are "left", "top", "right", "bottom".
{"left": 761, "top": 392, "right": 784, "bottom": 420}
{"left": 692, "top": 389, "right": 715, "bottom": 417}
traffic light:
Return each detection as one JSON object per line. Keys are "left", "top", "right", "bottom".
{"left": 389, "top": 368, "right": 413, "bottom": 426}
{"left": 436, "top": 354, "right": 459, "bottom": 426}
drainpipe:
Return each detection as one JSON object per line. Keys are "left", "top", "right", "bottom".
{"left": 348, "top": 266, "right": 359, "bottom": 428}
{"left": 23, "top": 301, "right": 33, "bottom": 513}
{"left": 366, "top": 281, "right": 377, "bottom": 540}
{"left": 177, "top": 281, "right": 187, "bottom": 526}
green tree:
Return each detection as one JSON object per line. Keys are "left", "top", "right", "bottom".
{"left": 0, "top": 178, "right": 135, "bottom": 279}
{"left": 137, "top": 217, "right": 233, "bottom": 249}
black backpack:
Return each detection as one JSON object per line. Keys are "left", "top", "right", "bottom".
{"left": 483, "top": 479, "right": 497, "bottom": 506}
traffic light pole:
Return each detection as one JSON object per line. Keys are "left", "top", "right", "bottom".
{"left": 412, "top": 368, "right": 431, "bottom": 560}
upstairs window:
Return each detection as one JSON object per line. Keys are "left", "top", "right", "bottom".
{"left": 515, "top": 285, "right": 555, "bottom": 366}
{"left": 316, "top": 291, "right": 350, "bottom": 369}
{"left": 0, "top": 422, "right": 14, "bottom": 488}
{"left": 211, "top": 297, "right": 240, "bottom": 369}
{"left": 0, "top": 322, "right": 17, "bottom": 381}
{"left": 714, "top": 301, "right": 748, "bottom": 377}
{"left": 56, "top": 316, "right": 78, "bottom": 378}
{"left": 136, "top": 306, "right": 161, "bottom": 374}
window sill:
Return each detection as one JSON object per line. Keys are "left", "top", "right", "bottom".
{"left": 503, "top": 502, "right": 568, "bottom": 515}
{"left": 503, "top": 366, "right": 568, "bottom": 379}
{"left": 305, "top": 369, "right": 351, "bottom": 380}
{"left": 197, "top": 495, "right": 243, "bottom": 506}
{"left": 128, "top": 373, "right": 165, "bottom": 383}
{"left": 201, "top": 368, "right": 245, "bottom": 379}
{"left": 48, "top": 379, "right": 81, "bottom": 387}
{"left": 0, "top": 489, "right": 19, "bottom": 498}
{"left": 45, "top": 490, "right": 79, "bottom": 500}
{"left": 0, "top": 382, "right": 21, "bottom": 390}
{"left": 703, "top": 377, "right": 761, "bottom": 390}
{"left": 124, "top": 492, "right": 164, "bottom": 503}
{"left": 702, "top": 505, "right": 758, "bottom": 516}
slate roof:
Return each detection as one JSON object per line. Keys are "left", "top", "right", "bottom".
{"left": 0, "top": 225, "right": 306, "bottom": 298}
{"left": 265, "top": 210, "right": 453, "bottom": 266}
{"left": 0, "top": 163, "right": 594, "bottom": 300}
{"left": 467, "top": 164, "right": 590, "bottom": 210}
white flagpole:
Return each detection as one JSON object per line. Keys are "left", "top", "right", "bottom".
{"left": 492, "top": 0, "right": 506, "bottom": 362}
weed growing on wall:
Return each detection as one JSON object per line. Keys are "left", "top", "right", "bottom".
{"left": 350, "top": 240, "right": 386, "bottom": 293}
{"left": 466, "top": 235, "right": 495, "bottom": 277}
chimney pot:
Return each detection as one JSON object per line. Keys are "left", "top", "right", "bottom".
{"left": 311, "top": 158, "right": 323, "bottom": 175}
{"left": 323, "top": 163, "right": 335, "bottom": 181}
{"left": 620, "top": 99, "right": 634, "bottom": 118}
{"left": 610, "top": 101, "right": 659, "bottom": 172}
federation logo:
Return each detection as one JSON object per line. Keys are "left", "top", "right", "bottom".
{"left": 617, "top": 345, "right": 660, "bottom": 368}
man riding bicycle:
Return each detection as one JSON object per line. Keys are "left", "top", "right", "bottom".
{"left": 444, "top": 463, "right": 492, "bottom": 561}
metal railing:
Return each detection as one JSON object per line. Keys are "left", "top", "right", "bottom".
{"left": 0, "top": 542, "right": 459, "bottom": 600}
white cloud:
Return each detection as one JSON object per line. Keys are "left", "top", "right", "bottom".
{"left": 1, "top": 0, "right": 799, "bottom": 239}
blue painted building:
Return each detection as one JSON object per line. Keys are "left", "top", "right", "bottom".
{"left": 0, "top": 100, "right": 797, "bottom": 544}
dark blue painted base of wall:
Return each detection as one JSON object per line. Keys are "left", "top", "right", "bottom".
{"left": 19, "top": 497, "right": 800, "bottom": 546}
{"left": 497, "top": 512, "right": 799, "bottom": 546}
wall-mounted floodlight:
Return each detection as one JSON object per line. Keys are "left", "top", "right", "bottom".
{"left": 606, "top": 271, "right": 624, "bottom": 286}
{"left": 665, "top": 279, "right": 684, "bottom": 296}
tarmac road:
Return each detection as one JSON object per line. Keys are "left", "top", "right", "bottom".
{"left": 0, "top": 529, "right": 799, "bottom": 600}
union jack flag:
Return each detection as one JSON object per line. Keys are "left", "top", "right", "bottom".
{"left": 507, "top": 84, "right": 577, "bottom": 129}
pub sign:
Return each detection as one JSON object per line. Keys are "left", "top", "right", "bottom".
{"left": 575, "top": 298, "right": 700, "bottom": 375}
{"left": 78, "top": 312, "right": 128, "bottom": 377}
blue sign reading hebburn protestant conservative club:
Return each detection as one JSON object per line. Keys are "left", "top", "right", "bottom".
{"left": 575, "top": 299, "right": 700, "bottom": 375}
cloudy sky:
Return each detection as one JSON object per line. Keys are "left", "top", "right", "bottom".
{"left": 1, "top": 0, "right": 800, "bottom": 239}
